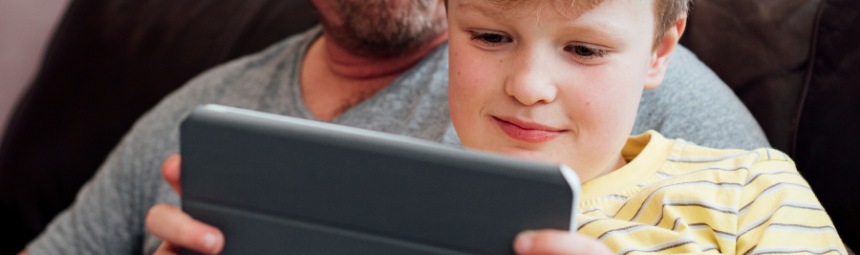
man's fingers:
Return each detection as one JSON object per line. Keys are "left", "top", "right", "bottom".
{"left": 146, "top": 204, "right": 223, "bottom": 255}
{"left": 161, "top": 154, "right": 182, "bottom": 196}
{"left": 514, "top": 229, "right": 613, "bottom": 255}
{"left": 152, "top": 242, "right": 180, "bottom": 255}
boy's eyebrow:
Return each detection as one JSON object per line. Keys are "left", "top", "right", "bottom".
{"left": 576, "top": 18, "right": 629, "bottom": 41}
{"left": 456, "top": 1, "right": 599, "bottom": 21}
{"left": 456, "top": 2, "right": 629, "bottom": 42}
{"left": 457, "top": 2, "right": 507, "bottom": 20}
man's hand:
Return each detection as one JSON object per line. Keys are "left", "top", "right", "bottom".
{"left": 514, "top": 229, "right": 613, "bottom": 255}
{"left": 146, "top": 155, "right": 225, "bottom": 255}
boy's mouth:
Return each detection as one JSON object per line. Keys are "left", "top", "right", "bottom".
{"left": 492, "top": 116, "right": 566, "bottom": 143}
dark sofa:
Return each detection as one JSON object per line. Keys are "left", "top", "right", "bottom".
{"left": 1, "top": 0, "right": 857, "bottom": 253}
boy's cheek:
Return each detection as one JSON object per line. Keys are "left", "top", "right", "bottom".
{"left": 449, "top": 52, "right": 483, "bottom": 116}
{"left": 449, "top": 51, "right": 498, "bottom": 97}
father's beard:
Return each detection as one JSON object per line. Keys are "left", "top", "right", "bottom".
{"left": 320, "top": 0, "right": 448, "bottom": 58}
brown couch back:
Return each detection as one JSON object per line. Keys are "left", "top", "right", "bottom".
{"left": 1, "top": 0, "right": 858, "bottom": 253}
{"left": 794, "top": 0, "right": 860, "bottom": 250}
{"left": 681, "top": 0, "right": 860, "bottom": 249}
{"left": 680, "top": 0, "right": 822, "bottom": 152}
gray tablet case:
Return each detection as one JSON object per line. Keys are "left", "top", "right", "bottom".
{"left": 180, "top": 104, "right": 581, "bottom": 255}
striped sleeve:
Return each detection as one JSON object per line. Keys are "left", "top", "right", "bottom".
{"left": 736, "top": 149, "right": 846, "bottom": 255}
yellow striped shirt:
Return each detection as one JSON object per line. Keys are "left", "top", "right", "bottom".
{"left": 578, "top": 131, "right": 846, "bottom": 255}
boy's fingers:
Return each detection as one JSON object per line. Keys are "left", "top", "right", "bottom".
{"left": 161, "top": 154, "right": 182, "bottom": 196}
{"left": 146, "top": 204, "right": 223, "bottom": 255}
{"left": 514, "top": 229, "right": 612, "bottom": 255}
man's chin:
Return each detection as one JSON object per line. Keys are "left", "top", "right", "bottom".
{"left": 322, "top": 0, "right": 445, "bottom": 58}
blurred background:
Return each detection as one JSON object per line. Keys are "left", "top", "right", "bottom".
{"left": 0, "top": 0, "right": 69, "bottom": 144}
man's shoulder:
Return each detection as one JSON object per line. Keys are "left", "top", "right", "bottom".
{"left": 80, "top": 26, "right": 324, "bottom": 254}
{"left": 178, "top": 25, "right": 321, "bottom": 95}
{"left": 96, "top": 26, "right": 323, "bottom": 182}
{"left": 133, "top": 26, "right": 323, "bottom": 135}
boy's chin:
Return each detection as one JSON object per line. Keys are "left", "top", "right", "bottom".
{"left": 495, "top": 146, "right": 552, "bottom": 162}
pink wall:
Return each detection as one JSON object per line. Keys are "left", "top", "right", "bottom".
{"left": 0, "top": 0, "right": 70, "bottom": 142}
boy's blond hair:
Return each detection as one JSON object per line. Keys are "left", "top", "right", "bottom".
{"left": 465, "top": 0, "right": 691, "bottom": 48}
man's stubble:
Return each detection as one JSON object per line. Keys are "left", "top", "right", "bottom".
{"left": 320, "top": 0, "right": 448, "bottom": 58}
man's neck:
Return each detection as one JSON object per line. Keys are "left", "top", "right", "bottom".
{"left": 320, "top": 31, "right": 449, "bottom": 80}
{"left": 300, "top": 30, "right": 449, "bottom": 121}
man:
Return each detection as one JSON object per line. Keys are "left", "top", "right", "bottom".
{"left": 21, "top": 0, "right": 768, "bottom": 254}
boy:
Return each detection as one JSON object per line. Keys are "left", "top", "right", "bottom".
{"left": 446, "top": 0, "right": 847, "bottom": 254}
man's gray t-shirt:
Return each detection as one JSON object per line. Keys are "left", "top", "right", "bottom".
{"left": 27, "top": 26, "right": 768, "bottom": 255}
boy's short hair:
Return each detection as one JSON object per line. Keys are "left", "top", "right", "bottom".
{"left": 458, "top": 0, "right": 691, "bottom": 48}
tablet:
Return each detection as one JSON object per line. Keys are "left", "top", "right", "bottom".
{"left": 179, "top": 104, "right": 581, "bottom": 255}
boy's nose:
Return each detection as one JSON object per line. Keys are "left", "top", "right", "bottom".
{"left": 504, "top": 54, "right": 559, "bottom": 106}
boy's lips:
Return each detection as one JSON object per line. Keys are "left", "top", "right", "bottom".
{"left": 492, "top": 116, "right": 566, "bottom": 143}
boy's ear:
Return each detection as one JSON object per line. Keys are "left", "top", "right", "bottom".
{"left": 644, "top": 16, "right": 687, "bottom": 90}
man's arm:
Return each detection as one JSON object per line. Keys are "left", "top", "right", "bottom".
{"left": 24, "top": 83, "right": 201, "bottom": 254}
{"left": 24, "top": 133, "right": 153, "bottom": 254}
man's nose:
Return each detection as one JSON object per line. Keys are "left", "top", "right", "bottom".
{"left": 504, "top": 51, "right": 559, "bottom": 106}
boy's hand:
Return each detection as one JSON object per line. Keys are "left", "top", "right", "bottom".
{"left": 514, "top": 230, "right": 613, "bottom": 255}
{"left": 146, "top": 155, "right": 225, "bottom": 255}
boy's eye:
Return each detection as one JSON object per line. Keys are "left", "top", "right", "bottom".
{"left": 564, "top": 44, "right": 609, "bottom": 60}
{"left": 479, "top": 34, "right": 508, "bottom": 43}
{"left": 571, "top": 45, "right": 595, "bottom": 56}
{"left": 470, "top": 31, "right": 513, "bottom": 45}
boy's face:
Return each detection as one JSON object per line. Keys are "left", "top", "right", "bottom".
{"left": 448, "top": 0, "right": 674, "bottom": 181}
